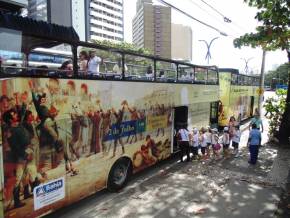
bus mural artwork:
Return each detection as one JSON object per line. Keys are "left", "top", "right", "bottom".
{"left": 0, "top": 13, "right": 221, "bottom": 218}
{"left": 0, "top": 78, "right": 173, "bottom": 217}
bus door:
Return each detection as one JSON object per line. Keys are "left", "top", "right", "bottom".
{"left": 173, "top": 106, "right": 188, "bottom": 152}
{"left": 210, "top": 101, "right": 219, "bottom": 128}
{"left": 250, "top": 96, "right": 254, "bottom": 116}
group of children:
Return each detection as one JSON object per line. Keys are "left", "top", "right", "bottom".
{"left": 188, "top": 125, "right": 241, "bottom": 161}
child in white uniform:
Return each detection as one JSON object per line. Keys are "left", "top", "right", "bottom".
{"left": 232, "top": 125, "right": 241, "bottom": 157}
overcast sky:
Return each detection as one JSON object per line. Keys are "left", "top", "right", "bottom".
{"left": 123, "top": 0, "right": 288, "bottom": 73}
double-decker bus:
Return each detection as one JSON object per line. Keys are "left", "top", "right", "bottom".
{"left": 0, "top": 13, "right": 219, "bottom": 218}
{"left": 218, "top": 68, "right": 260, "bottom": 128}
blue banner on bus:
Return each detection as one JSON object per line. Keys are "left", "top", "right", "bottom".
{"left": 104, "top": 119, "right": 146, "bottom": 141}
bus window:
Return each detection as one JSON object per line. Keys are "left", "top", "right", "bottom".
{"left": 231, "top": 74, "right": 238, "bottom": 85}
{"left": 0, "top": 28, "right": 74, "bottom": 77}
{"left": 156, "top": 60, "right": 177, "bottom": 82}
{"left": 29, "top": 45, "right": 73, "bottom": 77}
{"left": 247, "top": 76, "right": 252, "bottom": 85}
{"left": 194, "top": 67, "right": 207, "bottom": 83}
{"left": 0, "top": 28, "right": 24, "bottom": 75}
{"left": 208, "top": 69, "right": 218, "bottom": 84}
{"left": 124, "top": 54, "right": 154, "bottom": 81}
{"left": 78, "top": 47, "right": 122, "bottom": 79}
{"left": 178, "top": 65, "right": 194, "bottom": 83}
{"left": 238, "top": 75, "right": 243, "bottom": 85}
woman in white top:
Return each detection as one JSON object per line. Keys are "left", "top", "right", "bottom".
{"left": 177, "top": 126, "right": 190, "bottom": 162}
{"left": 79, "top": 51, "right": 88, "bottom": 75}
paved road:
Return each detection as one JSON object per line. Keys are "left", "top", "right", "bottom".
{"left": 46, "top": 91, "right": 290, "bottom": 218}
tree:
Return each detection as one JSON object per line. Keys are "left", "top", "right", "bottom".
{"left": 265, "top": 63, "right": 289, "bottom": 88}
{"left": 234, "top": 0, "right": 290, "bottom": 144}
{"left": 92, "top": 40, "right": 152, "bottom": 56}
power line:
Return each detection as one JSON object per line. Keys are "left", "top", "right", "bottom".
{"left": 186, "top": 0, "right": 242, "bottom": 37}
{"left": 198, "top": 0, "right": 232, "bottom": 23}
{"left": 156, "top": 0, "right": 228, "bottom": 36}
{"left": 197, "top": 0, "right": 251, "bottom": 34}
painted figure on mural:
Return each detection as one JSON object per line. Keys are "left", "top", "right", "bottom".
{"left": 156, "top": 104, "right": 165, "bottom": 137}
{"left": 69, "top": 102, "right": 83, "bottom": 160}
{"left": 127, "top": 105, "right": 139, "bottom": 144}
{"left": 100, "top": 108, "right": 112, "bottom": 155}
{"left": 111, "top": 104, "right": 125, "bottom": 158}
{"left": 2, "top": 106, "right": 31, "bottom": 208}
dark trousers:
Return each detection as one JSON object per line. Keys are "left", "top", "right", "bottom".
{"left": 190, "top": 146, "right": 198, "bottom": 157}
{"left": 179, "top": 141, "right": 190, "bottom": 162}
{"left": 249, "top": 145, "right": 259, "bottom": 164}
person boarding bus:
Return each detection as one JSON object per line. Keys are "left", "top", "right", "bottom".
{"left": 177, "top": 126, "right": 190, "bottom": 162}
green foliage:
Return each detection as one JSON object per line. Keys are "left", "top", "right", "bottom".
{"left": 233, "top": 0, "right": 290, "bottom": 54}
{"left": 92, "top": 40, "right": 152, "bottom": 56}
{"left": 264, "top": 89, "right": 287, "bottom": 137}
{"left": 265, "top": 63, "right": 290, "bottom": 87}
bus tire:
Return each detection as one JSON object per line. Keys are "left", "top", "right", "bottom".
{"left": 107, "top": 157, "right": 132, "bottom": 192}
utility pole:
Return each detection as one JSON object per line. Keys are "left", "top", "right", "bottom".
{"left": 199, "top": 37, "right": 219, "bottom": 65}
{"left": 258, "top": 50, "right": 266, "bottom": 115}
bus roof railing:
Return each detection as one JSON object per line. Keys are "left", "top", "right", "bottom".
{"left": 0, "top": 13, "right": 219, "bottom": 85}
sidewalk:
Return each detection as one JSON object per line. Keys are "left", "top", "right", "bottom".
{"left": 47, "top": 112, "right": 290, "bottom": 218}
{"left": 48, "top": 136, "right": 290, "bottom": 218}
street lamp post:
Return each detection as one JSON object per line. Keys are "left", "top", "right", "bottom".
{"left": 241, "top": 57, "right": 253, "bottom": 75}
{"left": 199, "top": 37, "right": 219, "bottom": 65}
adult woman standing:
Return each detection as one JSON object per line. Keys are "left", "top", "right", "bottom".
{"left": 79, "top": 51, "right": 89, "bottom": 75}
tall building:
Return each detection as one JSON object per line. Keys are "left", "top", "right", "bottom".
{"left": 171, "top": 23, "right": 192, "bottom": 61}
{"left": 132, "top": 0, "right": 171, "bottom": 58}
{"left": 27, "top": 0, "right": 124, "bottom": 42}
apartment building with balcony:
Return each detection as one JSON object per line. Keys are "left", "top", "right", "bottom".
{"left": 27, "top": 0, "right": 124, "bottom": 42}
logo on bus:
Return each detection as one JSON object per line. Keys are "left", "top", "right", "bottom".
{"left": 35, "top": 179, "right": 63, "bottom": 197}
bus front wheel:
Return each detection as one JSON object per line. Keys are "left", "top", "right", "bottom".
{"left": 107, "top": 157, "right": 132, "bottom": 192}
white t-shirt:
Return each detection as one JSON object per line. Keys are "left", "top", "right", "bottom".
{"left": 201, "top": 133, "right": 207, "bottom": 147}
{"left": 193, "top": 133, "right": 199, "bottom": 147}
{"left": 88, "top": 56, "right": 101, "bottom": 74}
{"left": 232, "top": 130, "right": 241, "bottom": 143}
{"left": 211, "top": 133, "right": 218, "bottom": 144}
{"left": 222, "top": 133, "right": 230, "bottom": 144}
{"left": 178, "top": 129, "right": 189, "bottom": 141}
{"left": 205, "top": 132, "right": 212, "bottom": 144}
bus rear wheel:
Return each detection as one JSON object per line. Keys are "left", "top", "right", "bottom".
{"left": 107, "top": 158, "right": 132, "bottom": 192}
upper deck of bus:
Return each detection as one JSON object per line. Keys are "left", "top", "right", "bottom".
{"left": 218, "top": 68, "right": 260, "bottom": 86}
{"left": 0, "top": 12, "right": 219, "bottom": 86}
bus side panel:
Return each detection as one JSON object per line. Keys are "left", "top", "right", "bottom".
{"left": 218, "top": 72, "right": 231, "bottom": 127}
{"left": 1, "top": 78, "right": 175, "bottom": 218}
{"left": 188, "top": 102, "right": 211, "bottom": 130}
{"left": 229, "top": 86, "right": 259, "bottom": 121}
{"left": 0, "top": 142, "right": 3, "bottom": 218}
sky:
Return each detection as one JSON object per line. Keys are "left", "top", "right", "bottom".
{"left": 123, "top": 0, "right": 288, "bottom": 73}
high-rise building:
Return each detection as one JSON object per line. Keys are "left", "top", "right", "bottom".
{"left": 132, "top": 0, "right": 171, "bottom": 58}
{"left": 27, "top": 0, "right": 124, "bottom": 42}
{"left": 89, "top": 0, "right": 124, "bottom": 42}
{"left": 171, "top": 23, "right": 192, "bottom": 61}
